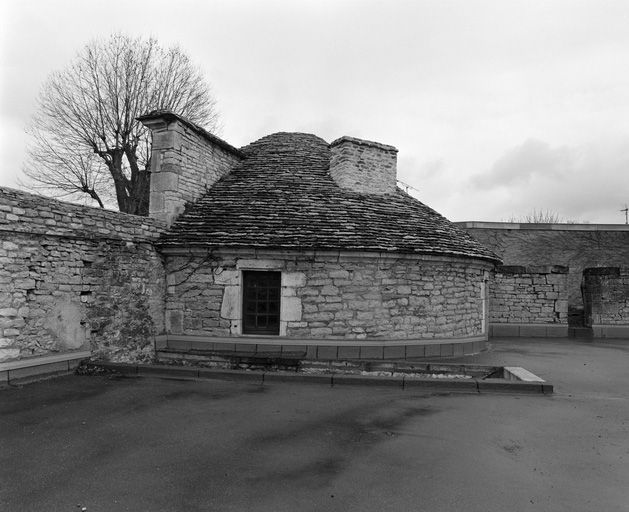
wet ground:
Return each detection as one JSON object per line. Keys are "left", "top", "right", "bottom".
{"left": 1, "top": 337, "right": 628, "bottom": 511}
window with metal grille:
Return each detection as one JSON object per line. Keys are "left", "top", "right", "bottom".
{"left": 242, "top": 271, "right": 281, "bottom": 335}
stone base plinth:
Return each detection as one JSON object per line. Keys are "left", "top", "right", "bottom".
{"left": 156, "top": 334, "right": 488, "bottom": 362}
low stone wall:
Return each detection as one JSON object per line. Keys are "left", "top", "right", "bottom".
{"left": 0, "top": 187, "right": 166, "bottom": 363}
{"left": 162, "top": 249, "right": 492, "bottom": 341}
{"left": 458, "top": 222, "right": 629, "bottom": 311}
{"left": 583, "top": 267, "right": 629, "bottom": 338}
{"left": 489, "top": 265, "right": 569, "bottom": 337}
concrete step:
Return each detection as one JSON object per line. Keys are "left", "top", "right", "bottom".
{"left": 569, "top": 327, "right": 594, "bottom": 338}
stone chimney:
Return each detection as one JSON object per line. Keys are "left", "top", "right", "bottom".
{"left": 138, "top": 111, "right": 243, "bottom": 227}
{"left": 329, "top": 136, "right": 398, "bottom": 195}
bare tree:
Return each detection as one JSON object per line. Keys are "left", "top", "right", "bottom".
{"left": 23, "top": 34, "right": 219, "bottom": 214}
{"left": 505, "top": 209, "right": 588, "bottom": 224}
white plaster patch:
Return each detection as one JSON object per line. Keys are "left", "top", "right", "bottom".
{"left": 45, "top": 301, "right": 87, "bottom": 350}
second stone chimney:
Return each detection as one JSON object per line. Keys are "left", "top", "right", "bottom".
{"left": 329, "top": 136, "right": 398, "bottom": 195}
{"left": 138, "top": 110, "right": 243, "bottom": 227}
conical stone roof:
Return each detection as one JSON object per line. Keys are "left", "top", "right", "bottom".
{"left": 158, "top": 132, "right": 499, "bottom": 263}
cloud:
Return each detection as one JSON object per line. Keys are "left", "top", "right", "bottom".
{"left": 456, "top": 138, "right": 629, "bottom": 223}
{"left": 471, "top": 138, "right": 572, "bottom": 188}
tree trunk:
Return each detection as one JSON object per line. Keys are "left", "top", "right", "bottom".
{"left": 125, "top": 146, "right": 150, "bottom": 216}
{"left": 106, "top": 148, "right": 150, "bottom": 216}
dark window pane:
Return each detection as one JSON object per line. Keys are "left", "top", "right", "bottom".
{"left": 242, "top": 271, "right": 281, "bottom": 335}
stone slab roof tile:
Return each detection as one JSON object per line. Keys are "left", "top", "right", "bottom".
{"left": 158, "top": 132, "right": 500, "bottom": 263}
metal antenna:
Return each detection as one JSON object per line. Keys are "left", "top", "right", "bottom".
{"left": 621, "top": 205, "right": 628, "bottom": 224}
{"left": 397, "top": 179, "right": 420, "bottom": 195}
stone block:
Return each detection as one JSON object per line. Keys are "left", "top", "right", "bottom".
{"left": 519, "top": 324, "right": 549, "bottom": 338}
{"left": 338, "top": 345, "right": 360, "bottom": 359}
{"left": 332, "top": 374, "right": 404, "bottom": 388}
{"left": 305, "top": 345, "right": 318, "bottom": 360}
{"left": 593, "top": 325, "right": 629, "bottom": 339}
{"left": 281, "top": 296, "right": 302, "bottom": 322}
{"left": 9, "top": 360, "right": 69, "bottom": 380}
{"left": 320, "top": 285, "right": 339, "bottom": 296}
{"left": 166, "top": 311, "right": 183, "bottom": 334}
{"left": 359, "top": 345, "right": 383, "bottom": 360}
{"left": 546, "top": 325, "right": 569, "bottom": 337}
{"left": 281, "top": 345, "right": 308, "bottom": 357}
{"left": 383, "top": 345, "right": 405, "bottom": 360}
{"left": 490, "top": 324, "right": 520, "bottom": 337}
{"left": 0, "top": 347, "right": 20, "bottom": 362}
{"left": 452, "top": 343, "right": 465, "bottom": 356}
{"left": 220, "top": 286, "right": 240, "bottom": 320}
{"left": 439, "top": 344, "right": 454, "bottom": 357}
{"left": 405, "top": 344, "right": 425, "bottom": 359}
{"left": 404, "top": 378, "right": 478, "bottom": 392}
{"left": 2, "top": 241, "right": 18, "bottom": 250}
{"left": 214, "top": 270, "right": 240, "bottom": 286}
{"left": 316, "top": 345, "right": 338, "bottom": 360}
{"left": 255, "top": 344, "right": 282, "bottom": 354}
{"left": 282, "top": 272, "right": 306, "bottom": 288}
{"left": 149, "top": 192, "right": 165, "bottom": 212}
{"left": 424, "top": 344, "right": 441, "bottom": 357}
{"left": 477, "top": 379, "right": 544, "bottom": 394}
{"left": 311, "top": 327, "right": 333, "bottom": 336}
{"left": 236, "top": 259, "right": 283, "bottom": 270}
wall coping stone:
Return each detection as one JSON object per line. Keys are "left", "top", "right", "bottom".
{"left": 0, "top": 186, "right": 166, "bottom": 242}
{"left": 329, "top": 135, "right": 398, "bottom": 153}
{"left": 137, "top": 110, "right": 244, "bottom": 158}
{"left": 583, "top": 267, "right": 621, "bottom": 276}
{"left": 497, "top": 264, "right": 569, "bottom": 274}
{"left": 456, "top": 221, "right": 629, "bottom": 232}
{"left": 0, "top": 350, "right": 91, "bottom": 371}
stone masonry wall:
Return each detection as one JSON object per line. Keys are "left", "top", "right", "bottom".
{"left": 142, "top": 114, "right": 243, "bottom": 226}
{"left": 329, "top": 136, "right": 398, "bottom": 195}
{"left": 490, "top": 265, "right": 569, "bottom": 324}
{"left": 459, "top": 223, "right": 629, "bottom": 309}
{"left": 163, "top": 250, "right": 491, "bottom": 340}
{"left": 0, "top": 187, "right": 166, "bottom": 363}
{"left": 583, "top": 267, "right": 629, "bottom": 326}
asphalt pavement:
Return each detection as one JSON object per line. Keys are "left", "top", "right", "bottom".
{"left": 1, "top": 337, "right": 628, "bottom": 512}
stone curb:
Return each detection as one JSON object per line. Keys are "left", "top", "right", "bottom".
{"left": 84, "top": 362, "right": 552, "bottom": 395}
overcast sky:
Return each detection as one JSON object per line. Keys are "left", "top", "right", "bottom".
{"left": 2, "top": 0, "right": 629, "bottom": 223}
